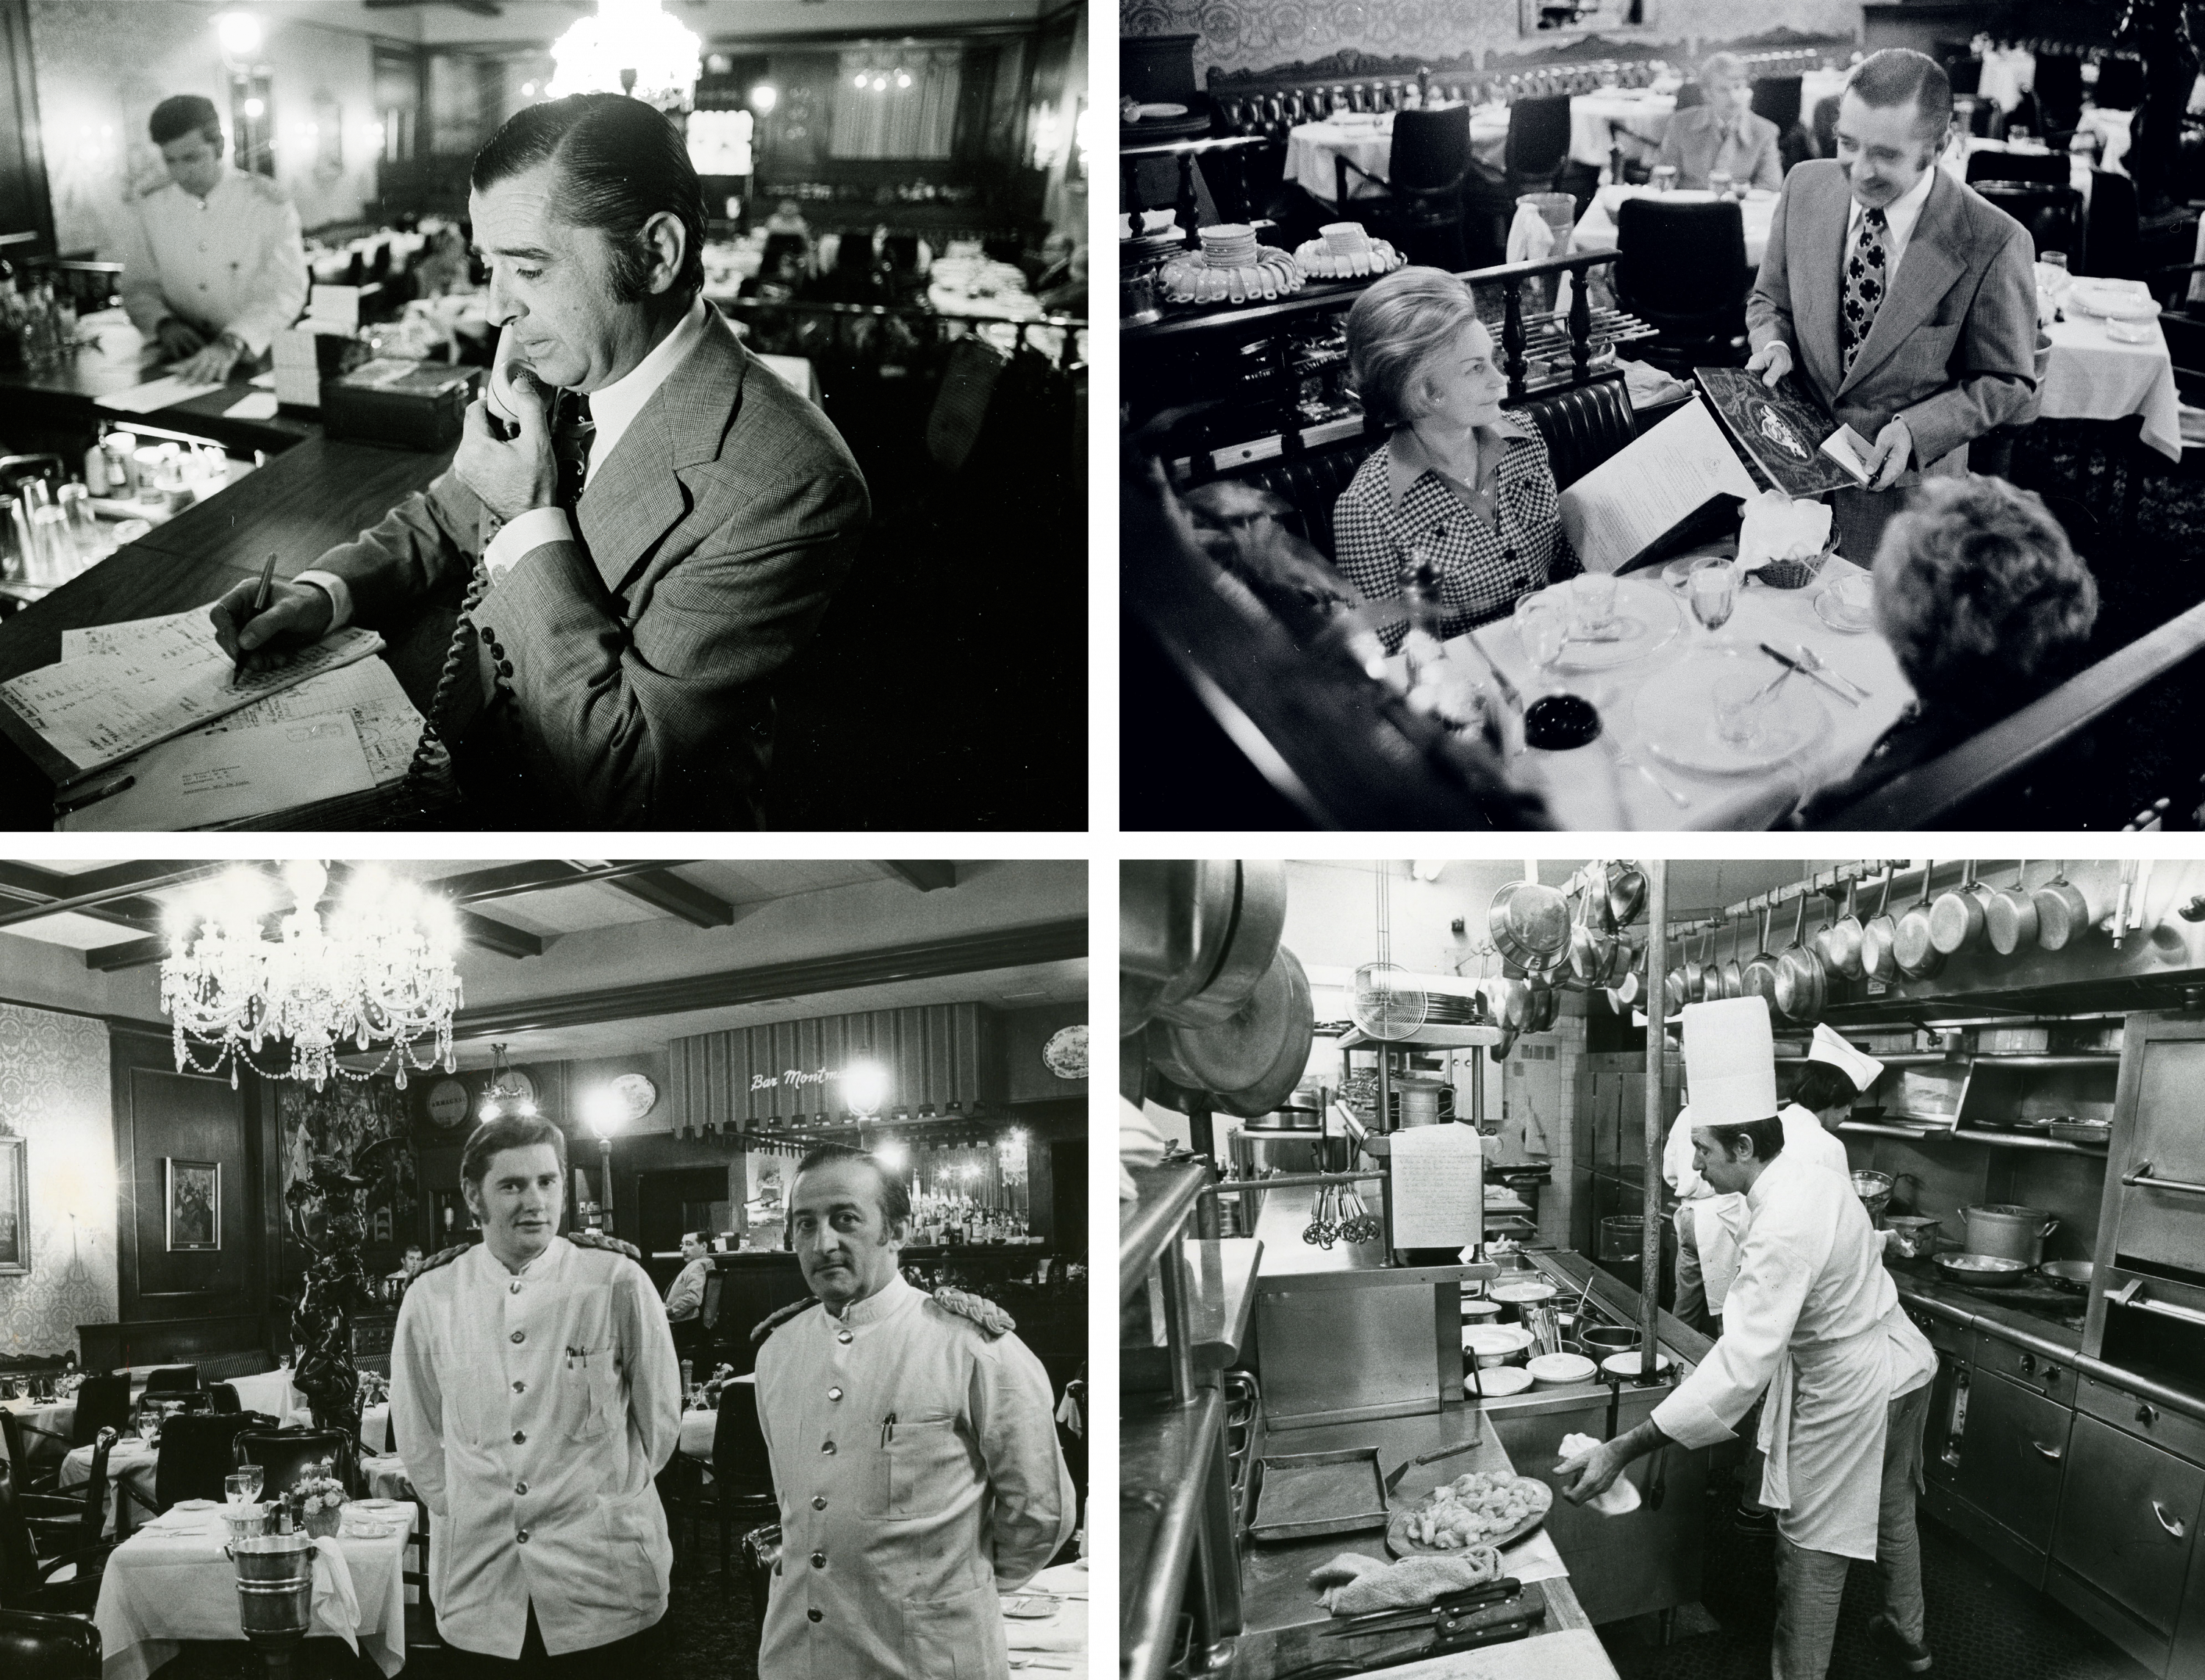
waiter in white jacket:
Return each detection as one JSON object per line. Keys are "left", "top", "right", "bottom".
{"left": 392, "top": 1113, "right": 683, "bottom": 1673}
{"left": 1558, "top": 998, "right": 1937, "bottom": 1680}
{"left": 1666, "top": 999, "right": 1862, "bottom": 1330}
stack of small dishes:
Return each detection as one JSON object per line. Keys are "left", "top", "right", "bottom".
{"left": 1469, "top": 1365, "right": 1536, "bottom": 1396}
{"left": 1464, "top": 1324, "right": 1538, "bottom": 1368}
{"left": 1294, "top": 221, "right": 1405, "bottom": 282}
{"left": 1599, "top": 1349, "right": 1674, "bottom": 1379}
{"left": 1526, "top": 1352, "right": 1596, "bottom": 1388}
{"left": 1158, "top": 223, "right": 1305, "bottom": 306}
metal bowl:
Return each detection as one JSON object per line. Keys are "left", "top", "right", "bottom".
{"left": 1576, "top": 1325, "right": 1643, "bottom": 1360}
{"left": 1934, "top": 1252, "right": 2029, "bottom": 1288}
{"left": 2041, "top": 1259, "right": 2095, "bottom": 1293}
{"left": 1882, "top": 1214, "right": 1942, "bottom": 1260}
{"left": 1851, "top": 1169, "right": 1895, "bottom": 1225}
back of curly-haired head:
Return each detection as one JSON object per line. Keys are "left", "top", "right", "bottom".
{"left": 1872, "top": 477, "right": 2098, "bottom": 723}
{"left": 1344, "top": 266, "right": 1485, "bottom": 428}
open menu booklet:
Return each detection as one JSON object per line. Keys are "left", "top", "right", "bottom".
{"left": 1557, "top": 370, "right": 1875, "bottom": 575}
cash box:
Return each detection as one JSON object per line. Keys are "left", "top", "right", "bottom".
{"left": 320, "top": 359, "right": 481, "bottom": 449}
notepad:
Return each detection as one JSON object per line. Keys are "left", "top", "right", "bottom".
{"left": 94, "top": 374, "right": 226, "bottom": 414}
{"left": 0, "top": 609, "right": 386, "bottom": 784}
{"left": 58, "top": 711, "right": 377, "bottom": 831}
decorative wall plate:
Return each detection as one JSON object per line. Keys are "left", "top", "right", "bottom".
{"left": 611, "top": 1072, "right": 659, "bottom": 1122}
{"left": 1042, "top": 1024, "right": 1089, "bottom": 1080}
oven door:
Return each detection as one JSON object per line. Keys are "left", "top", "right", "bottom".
{"left": 2108, "top": 1016, "right": 2205, "bottom": 1277}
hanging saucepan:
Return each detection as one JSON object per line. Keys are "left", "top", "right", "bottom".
{"left": 1775, "top": 893, "right": 1829, "bottom": 1027}
{"left": 1929, "top": 860, "right": 1989, "bottom": 958}
{"left": 1501, "top": 971, "right": 1532, "bottom": 1029}
{"left": 1493, "top": 1023, "right": 1518, "bottom": 1061}
{"left": 1893, "top": 864, "right": 1946, "bottom": 980}
{"left": 2034, "top": 862, "right": 2091, "bottom": 952}
{"left": 1684, "top": 925, "right": 1709, "bottom": 1004}
{"left": 1214, "top": 950, "right": 1317, "bottom": 1119}
{"left": 1985, "top": 861, "right": 2041, "bottom": 956}
{"left": 1824, "top": 876, "right": 1867, "bottom": 982}
{"left": 1741, "top": 904, "right": 1783, "bottom": 1012}
{"left": 1607, "top": 860, "right": 1647, "bottom": 928}
{"left": 1861, "top": 872, "right": 1901, "bottom": 983}
{"left": 1152, "top": 861, "right": 1291, "bottom": 1029}
{"left": 1663, "top": 933, "right": 1690, "bottom": 1017}
{"left": 1491, "top": 871, "right": 1571, "bottom": 969}
{"left": 1611, "top": 936, "right": 1644, "bottom": 1005}
{"left": 1569, "top": 885, "right": 1615, "bottom": 988}
{"left": 1161, "top": 944, "right": 1313, "bottom": 1116}
{"left": 1721, "top": 913, "right": 1746, "bottom": 999}
{"left": 1527, "top": 971, "right": 1560, "bottom": 1033}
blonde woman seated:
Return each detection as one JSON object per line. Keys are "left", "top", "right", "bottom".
{"left": 1333, "top": 267, "right": 1578, "bottom": 652}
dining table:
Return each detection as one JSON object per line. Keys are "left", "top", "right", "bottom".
{"left": 59, "top": 1433, "right": 159, "bottom": 1537}
{"left": 1001, "top": 1558, "right": 1088, "bottom": 1674}
{"left": 678, "top": 1374, "right": 759, "bottom": 1460}
{"left": 93, "top": 1498, "right": 412, "bottom": 1680}
{"left": 1404, "top": 556, "right": 1913, "bottom": 829}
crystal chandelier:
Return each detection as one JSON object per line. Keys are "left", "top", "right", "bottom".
{"left": 161, "top": 861, "right": 463, "bottom": 1092}
{"left": 548, "top": 0, "right": 702, "bottom": 110}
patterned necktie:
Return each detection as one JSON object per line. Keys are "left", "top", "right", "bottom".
{"left": 551, "top": 390, "right": 595, "bottom": 511}
{"left": 1840, "top": 207, "right": 1889, "bottom": 375}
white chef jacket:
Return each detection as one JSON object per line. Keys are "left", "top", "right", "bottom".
{"left": 753, "top": 1274, "right": 1075, "bottom": 1680}
{"left": 391, "top": 1235, "right": 682, "bottom": 1656}
{"left": 1664, "top": 1102, "right": 1851, "bottom": 1313}
{"left": 1652, "top": 1152, "right": 1936, "bottom": 1559}
{"left": 115, "top": 163, "right": 308, "bottom": 356}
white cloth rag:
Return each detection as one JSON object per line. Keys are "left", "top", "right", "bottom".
{"left": 308, "top": 1535, "right": 362, "bottom": 1656}
{"left": 1505, "top": 203, "right": 1575, "bottom": 318}
{"left": 1308, "top": 1548, "right": 1502, "bottom": 1615}
{"left": 1558, "top": 1433, "right": 1643, "bottom": 1517}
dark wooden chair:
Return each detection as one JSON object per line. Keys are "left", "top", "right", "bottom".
{"left": 0, "top": 1607, "right": 101, "bottom": 1680}
{"left": 1965, "top": 148, "right": 2073, "bottom": 187}
{"left": 234, "top": 1427, "right": 351, "bottom": 1503}
{"left": 2034, "top": 55, "right": 2084, "bottom": 143}
{"left": 1334, "top": 105, "right": 1475, "bottom": 270}
{"left": 1971, "top": 180, "right": 2083, "bottom": 263}
{"left": 0, "top": 1462, "right": 110, "bottom": 1616}
{"left": 1502, "top": 94, "right": 1573, "bottom": 199}
{"left": 7, "top": 1431, "right": 114, "bottom": 1559}
{"left": 0, "top": 1412, "right": 63, "bottom": 1496}
{"left": 208, "top": 1383, "right": 240, "bottom": 1415}
{"left": 664, "top": 1390, "right": 777, "bottom": 1597}
{"left": 66, "top": 1380, "right": 127, "bottom": 1451}
{"left": 2082, "top": 168, "right": 2142, "bottom": 281}
{"left": 138, "top": 1368, "right": 198, "bottom": 1396}
{"left": 153, "top": 1413, "right": 266, "bottom": 1512}
{"left": 1612, "top": 197, "right": 1751, "bottom": 375}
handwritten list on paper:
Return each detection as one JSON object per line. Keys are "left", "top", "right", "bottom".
{"left": 1387, "top": 1123, "right": 1487, "bottom": 1249}
{"left": 2, "top": 611, "right": 386, "bottom": 780}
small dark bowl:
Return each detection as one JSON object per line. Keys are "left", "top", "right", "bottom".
{"left": 1524, "top": 692, "right": 1602, "bottom": 750}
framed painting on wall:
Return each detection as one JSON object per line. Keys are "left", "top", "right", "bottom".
{"left": 1521, "top": 0, "right": 1650, "bottom": 36}
{"left": 165, "top": 1159, "right": 221, "bottom": 1252}
{"left": 0, "top": 1135, "right": 25, "bottom": 1274}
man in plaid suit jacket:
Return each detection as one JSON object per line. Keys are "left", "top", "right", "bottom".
{"left": 213, "top": 96, "right": 867, "bottom": 829}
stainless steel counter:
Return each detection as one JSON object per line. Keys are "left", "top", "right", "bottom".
{"left": 1228, "top": 1404, "right": 1614, "bottom": 1680}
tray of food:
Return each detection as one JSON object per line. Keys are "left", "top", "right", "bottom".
{"left": 1385, "top": 1469, "right": 1553, "bottom": 1557}
{"left": 1247, "top": 1448, "right": 1391, "bottom": 1542}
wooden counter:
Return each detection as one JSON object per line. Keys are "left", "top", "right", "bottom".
{"left": 0, "top": 436, "right": 455, "bottom": 827}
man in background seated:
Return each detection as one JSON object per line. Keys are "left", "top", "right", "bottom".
{"left": 1657, "top": 53, "right": 1784, "bottom": 192}
{"left": 117, "top": 95, "right": 308, "bottom": 386}
{"left": 662, "top": 1231, "right": 711, "bottom": 1360}
{"left": 1797, "top": 476, "right": 2097, "bottom": 822}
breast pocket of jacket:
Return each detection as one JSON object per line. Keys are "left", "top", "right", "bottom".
{"left": 561, "top": 1347, "right": 622, "bottom": 1441}
{"left": 867, "top": 1415, "right": 969, "bottom": 1519}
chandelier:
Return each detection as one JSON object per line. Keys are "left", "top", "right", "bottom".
{"left": 548, "top": 0, "right": 701, "bottom": 111}
{"left": 161, "top": 861, "right": 462, "bottom": 1092}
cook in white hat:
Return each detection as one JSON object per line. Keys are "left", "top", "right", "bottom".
{"left": 1561, "top": 995, "right": 1939, "bottom": 1680}
{"left": 1661, "top": 998, "right": 1851, "bottom": 1329}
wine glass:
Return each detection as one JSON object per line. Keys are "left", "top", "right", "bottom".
{"left": 1689, "top": 560, "right": 1738, "bottom": 643}
{"left": 226, "top": 1472, "right": 257, "bottom": 1505}
{"left": 238, "top": 1463, "right": 265, "bottom": 1504}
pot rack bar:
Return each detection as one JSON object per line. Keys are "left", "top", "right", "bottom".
{"left": 1646, "top": 859, "right": 2176, "bottom": 942}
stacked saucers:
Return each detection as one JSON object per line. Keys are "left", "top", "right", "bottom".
{"left": 1158, "top": 223, "right": 1304, "bottom": 306}
{"left": 1295, "top": 220, "right": 1405, "bottom": 281}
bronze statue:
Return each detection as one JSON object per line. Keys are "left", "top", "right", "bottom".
{"left": 285, "top": 1135, "right": 406, "bottom": 1484}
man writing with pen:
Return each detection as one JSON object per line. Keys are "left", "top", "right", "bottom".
{"left": 749, "top": 1144, "right": 1074, "bottom": 1680}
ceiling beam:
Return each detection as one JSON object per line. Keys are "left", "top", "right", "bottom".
{"left": 448, "top": 917, "right": 1088, "bottom": 1040}
{"left": 882, "top": 862, "right": 958, "bottom": 892}
{"left": 0, "top": 865, "right": 226, "bottom": 933}
{"left": 600, "top": 869, "right": 736, "bottom": 928}
{"left": 0, "top": 862, "right": 165, "bottom": 936}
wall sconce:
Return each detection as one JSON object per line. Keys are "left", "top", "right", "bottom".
{"left": 841, "top": 1058, "right": 888, "bottom": 1119}
{"left": 215, "top": 11, "right": 263, "bottom": 62}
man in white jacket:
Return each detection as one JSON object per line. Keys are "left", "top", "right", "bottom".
{"left": 1557, "top": 1007, "right": 1937, "bottom": 1680}
{"left": 392, "top": 1114, "right": 682, "bottom": 1672}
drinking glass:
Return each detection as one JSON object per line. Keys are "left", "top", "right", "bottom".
{"left": 1707, "top": 170, "right": 1734, "bottom": 200}
{"left": 1516, "top": 594, "right": 1569, "bottom": 688}
{"left": 226, "top": 1472, "right": 257, "bottom": 1505}
{"left": 1689, "top": 561, "right": 1737, "bottom": 642}
{"left": 1713, "top": 668, "right": 1771, "bottom": 747}
{"left": 1651, "top": 164, "right": 1679, "bottom": 193}
{"left": 240, "top": 1463, "right": 265, "bottom": 1502}
{"left": 1571, "top": 571, "right": 1618, "bottom": 638}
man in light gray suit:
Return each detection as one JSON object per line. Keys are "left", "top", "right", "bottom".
{"left": 1743, "top": 49, "right": 2039, "bottom": 561}
{"left": 211, "top": 94, "right": 868, "bottom": 829}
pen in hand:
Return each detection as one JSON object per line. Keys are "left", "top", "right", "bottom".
{"left": 232, "top": 551, "right": 279, "bottom": 686}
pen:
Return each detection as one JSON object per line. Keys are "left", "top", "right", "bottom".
{"left": 54, "top": 773, "right": 134, "bottom": 817}
{"left": 232, "top": 550, "right": 279, "bottom": 686}
{"left": 881, "top": 1412, "right": 896, "bottom": 1448}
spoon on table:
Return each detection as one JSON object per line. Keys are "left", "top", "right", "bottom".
{"left": 1790, "top": 643, "right": 1871, "bottom": 702}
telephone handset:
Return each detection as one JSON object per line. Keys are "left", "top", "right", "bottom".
{"left": 483, "top": 323, "right": 533, "bottom": 439}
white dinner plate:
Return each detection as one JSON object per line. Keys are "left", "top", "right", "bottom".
{"left": 1634, "top": 649, "right": 1830, "bottom": 775}
{"left": 2066, "top": 284, "right": 2160, "bottom": 320}
{"left": 1518, "top": 578, "right": 1682, "bottom": 671}
{"left": 1466, "top": 1365, "right": 1535, "bottom": 1396}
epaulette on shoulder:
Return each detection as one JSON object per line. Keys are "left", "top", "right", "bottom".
{"left": 750, "top": 1298, "right": 814, "bottom": 1346}
{"left": 568, "top": 1230, "right": 645, "bottom": 1264}
{"left": 928, "top": 1286, "right": 1015, "bottom": 1338}
{"left": 414, "top": 1242, "right": 471, "bottom": 1277}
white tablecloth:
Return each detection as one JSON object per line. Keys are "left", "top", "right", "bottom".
{"left": 1571, "top": 187, "right": 1778, "bottom": 265}
{"left": 226, "top": 1369, "right": 304, "bottom": 1420}
{"left": 60, "top": 1437, "right": 157, "bottom": 1537}
{"left": 93, "top": 1501, "right": 409, "bottom": 1680}
{"left": 2040, "top": 313, "right": 2184, "bottom": 461}
{"left": 1002, "top": 1559, "right": 1089, "bottom": 1672}
{"left": 360, "top": 1401, "right": 392, "bottom": 1454}
{"left": 1283, "top": 107, "right": 1510, "bottom": 204}
{"left": 678, "top": 1374, "right": 759, "bottom": 1461}
{"left": 1, "top": 1396, "right": 75, "bottom": 1454}
{"left": 360, "top": 1453, "right": 415, "bottom": 1502}
{"left": 1415, "top": 558, "right": 1913, "bottom": 829}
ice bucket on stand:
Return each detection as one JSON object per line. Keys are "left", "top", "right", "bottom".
{"left": 226, "top": 1531, "right": 317, "bottom": 1680}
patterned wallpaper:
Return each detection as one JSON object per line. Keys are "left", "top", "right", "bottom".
{"left": 0, "top": 1005, "right": 116, "bottom": 1360}
{"left": 1122, "top": 0, "right": 1865, "bottom": 82}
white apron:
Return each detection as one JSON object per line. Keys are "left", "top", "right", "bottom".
{"left": 1755, "top": 1308, "right": 1904, "bottom": 1559}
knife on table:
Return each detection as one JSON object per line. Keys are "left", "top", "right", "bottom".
{"left": 1758, "top": 642, "right": 1860, "bottom": 706}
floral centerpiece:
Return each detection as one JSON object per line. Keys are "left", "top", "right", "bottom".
{"left": 357, "top": 1371, "right": 389, "bottom": 1407}
{"left": 290, "top": 1460, "right": 349, "bottom": 1538}
{"left": 698, "top": 1364, "right": 736, "bottom": 1410}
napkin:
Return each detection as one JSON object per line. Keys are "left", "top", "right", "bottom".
{"left": 1557, "top": 1433, "right": 1642, "bottom": 1516}
{"left": 1736, "top": 489, "right": 1832, "bottom": 573}
{"left": 1308, "top": 1549, "right": 1503, "bottom": 1615}
{"left": 310, "top": 1534, "right": 362, "bottom": 1654}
